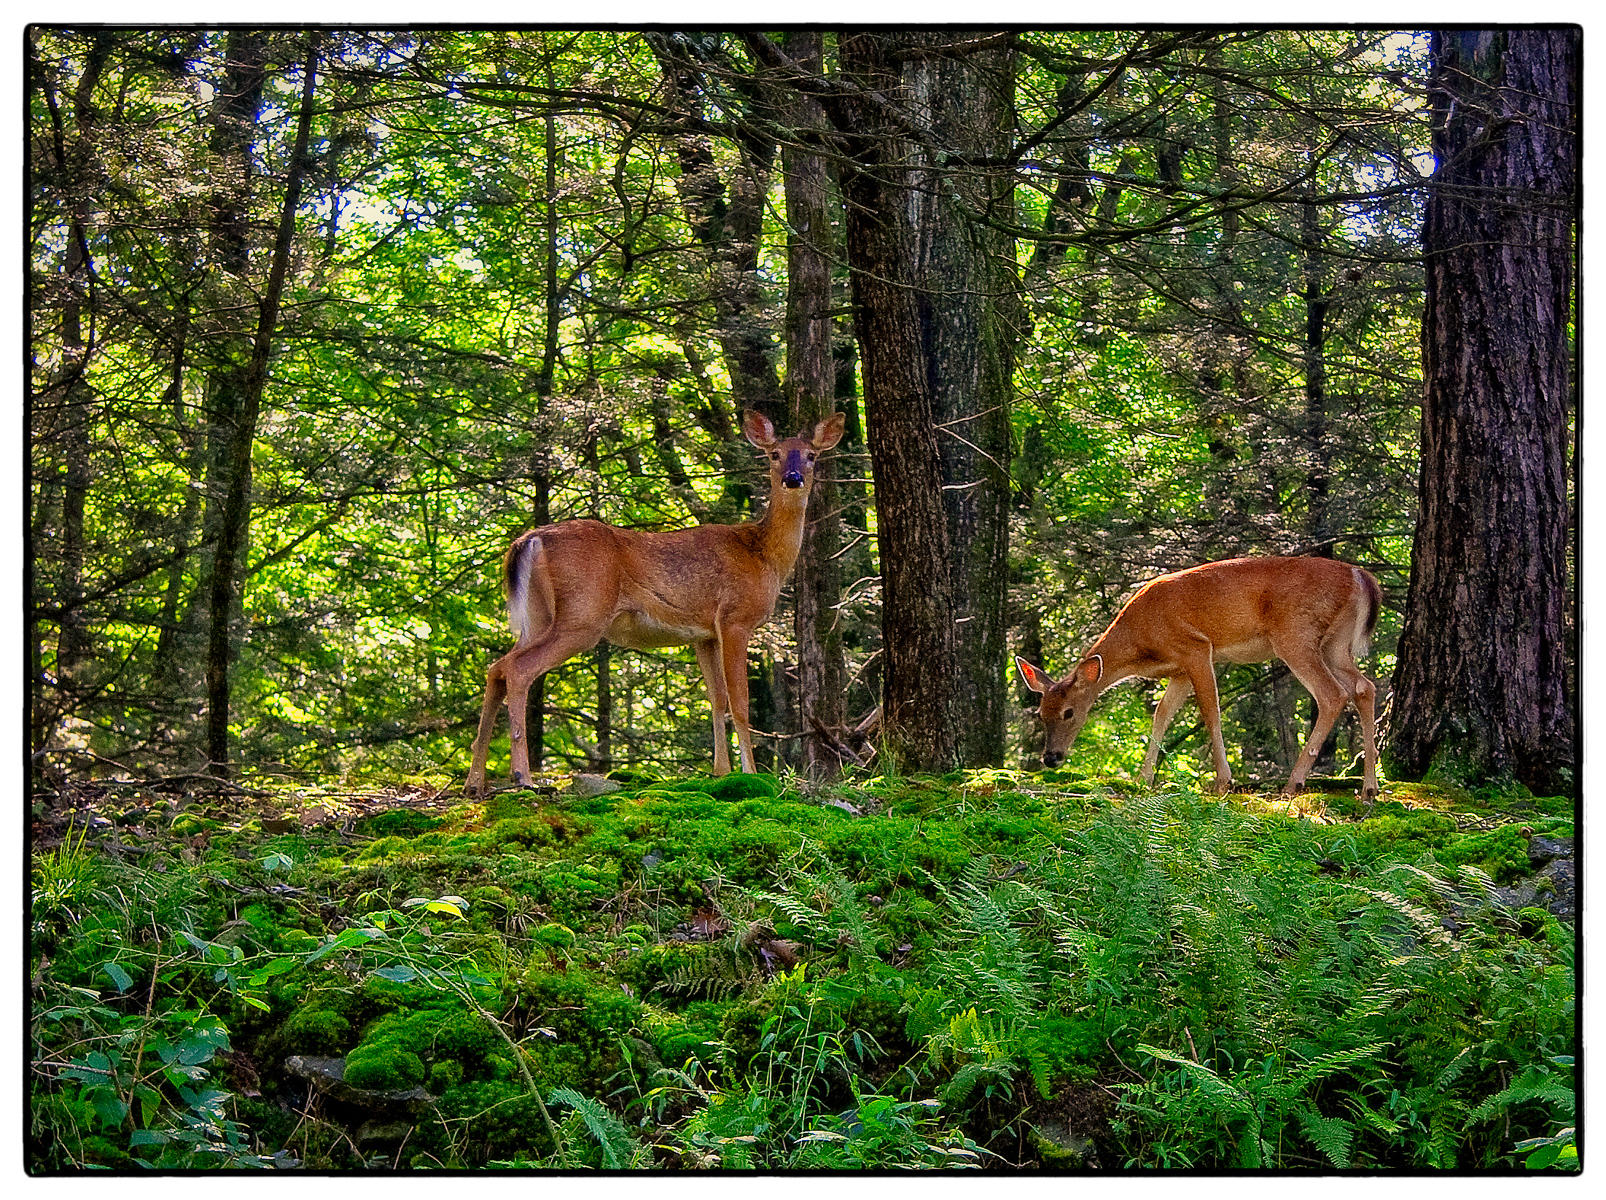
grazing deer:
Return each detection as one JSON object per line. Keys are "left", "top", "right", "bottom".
{"left": 466, "top": 410, "right": 846, "bottom": 795}
{"left": 1015, "top": 556, "right": 1381, "bottom": 799}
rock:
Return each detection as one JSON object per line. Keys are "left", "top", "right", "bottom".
{"left": 284, "top": 1055, "right": 433, "bottom": 1114}
{"left": 1528, "top": 836, "right": 1573, "bottom": 868}
{"left": 1490, "top": 856, "right": 1576, "bottom": 924}
{"left": 1536, "top": 858, "right": 1576, "bottom": 922}
{"left": 568, "top": 773, "right": 622, "bottom": 797}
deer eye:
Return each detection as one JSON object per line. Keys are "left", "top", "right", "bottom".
{"left": 806, "top": 453, "right": 817, "bottom": 462}
{"left": 770, "top": 453, "right": 780, "bottom": 461}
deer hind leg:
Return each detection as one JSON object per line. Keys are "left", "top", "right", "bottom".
{"left": 694, "top": 638, "right": 733, "bottom": 776}
{"left": 717, "top": 619, "right": 757, "bottom": 774}
{"left": 1184, "top": 656, "right": 1233, "bottom": 794}
{"left": 1324, "top": 644, "right": 1380, "bottom": 802}
{"left": 1276, "top": 636, "right": 1351, "bottom": 795}
{"left": 466, "top": 655, "right": 511, "bottom": 796}
{"left": 1141, "top": 676, "right": 1193, "bottom": 785}
{"left": 500, "top": 627, "right": 601, "bottom": 788}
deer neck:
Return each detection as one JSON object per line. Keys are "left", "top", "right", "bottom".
{"left": 1087, "top": 625, "right": 1140, "bottom": 691}
{"left": 754, "top": 481, "right": 811, "bottom": 576}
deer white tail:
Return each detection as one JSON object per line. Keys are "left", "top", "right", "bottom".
{"left": 1350, "top": 565, "right": 1381, "bottom": 660}
{"left": 506, "top": 534, "right": 555, "bottom": 649}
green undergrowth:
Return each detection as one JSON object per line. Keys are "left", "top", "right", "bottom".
{"left": 29, "top": 771, "right": 1576, "bottom": 1171}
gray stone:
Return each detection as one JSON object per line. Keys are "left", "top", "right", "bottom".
{"left": 569, "top": 773, "right": 623, "bottom": 797}
{"left": 1528, "top": 836, "right": 1573, "bottom": 868}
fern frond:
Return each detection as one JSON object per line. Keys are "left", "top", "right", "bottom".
{"left": 548, "top": 1087, "right": 640, "bottom": 1169}
{"left": 1298, "top": 1109, "right": 1355, "bottom": 1168}
{"left": 1466, "top": 1065, "right": 1577, "bottom": 1123}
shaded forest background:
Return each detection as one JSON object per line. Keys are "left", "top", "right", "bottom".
{"left": 27, "top": 27, "right": 1577, "bottom": 795}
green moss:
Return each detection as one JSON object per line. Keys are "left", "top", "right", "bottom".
{"left": 356, "top": 809, "right": 443, "bottom": 838}
{"left": 516, "top": 967, "right": 643, "bottom": 1093}
{"left": 482, "top": 791, "right": 542, "bottom": 823}
{"left": 707, "top": 773, "right": 781, "bottom": 801}
{"left": 344, "top": 1043, "right": 426, "bottom": 1090}
{"left": 355, "top": 835, "right": 414, "bottom": 862}
{"left": 433, "top": 1080, "right": 556, "bottom": 1162}
{"left": 1437, "top": 824, "right": 1533, "bottom": 885}
{"left": 343, "top": 1004, "right": 503, "bottom": 1092}
{"left": 276, "top": 1004, "right": 354, "bottom": 1056}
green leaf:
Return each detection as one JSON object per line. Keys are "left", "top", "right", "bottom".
{"left": 1525, "top": 1143, "right": 1561, "bottom": 1169}
{"left": 89, "top": 1088, "right": 129, "bottom": 1127}
{"left": 129, "top": 1129, "right": 170, "bottom": 1148}
{"left": 100, "top": 961, "right": 134, "bottom": 993}
{"left": 372, "top": 965, "right": 418, "bottom": 982}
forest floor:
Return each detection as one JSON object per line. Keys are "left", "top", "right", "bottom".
{"left": 27, "top": 766, "right": 1578, "bottom": 1172}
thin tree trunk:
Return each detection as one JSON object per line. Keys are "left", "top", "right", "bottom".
{"left": 204, "top": 34, "right": 319, "bottom": 776}
{"left": 525, "top": 105, "right": 562, "bottom": 774}
{"left": 1387, "top": 29, "right": 1577, "bottom": 793}
{"left": 40, "top": 33, "right": 113, "bottom": 753}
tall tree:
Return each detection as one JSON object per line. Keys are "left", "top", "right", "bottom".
{"left": 1387, "top": 29, "right": 1577, "bottom": 792}
{"left": 830, "top": 30, "right": 966, "bottom": 771}
{"left": 921, "top": 31, "right": 1020, "bottom": 766}
{"left": 203, "top": 32, "right": 320, "bottom": 775}
{"left": 777, "top": 30, "right": 849, "bottom": 776}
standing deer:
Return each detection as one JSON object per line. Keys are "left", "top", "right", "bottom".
{"left": 1015, "top": 556, "right": 1381, "bottom": 799}
{"left": 466, "top": 410, "right": 846, "bottom": 795}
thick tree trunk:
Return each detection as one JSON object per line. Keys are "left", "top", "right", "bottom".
{"left": 835, "top": 30, "right": 962, "bottom": 772}
{"left": 921, "top": 31, "right": 1019, "bottom": 766}
{"left": 780, "top": 30, "right": 849, "bottom": 778}
{"left": 1387, "top": 29, "right": 1577, "bottom": 793}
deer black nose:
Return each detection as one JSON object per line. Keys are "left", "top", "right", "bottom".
{"left": 1042, "top": 750, "right": 1064, "bottom": 769}
{"left": 783, "top": 471, "right": 805, "bottom": 488}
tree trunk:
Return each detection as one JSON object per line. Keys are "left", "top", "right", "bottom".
{"left": 779, "top": 30, "right": 849, "bottom": 778}
{"left": 526, "top": 105, "right": 562, "bottom": 774}
{"left": 921, "top": 31, "right": 1019, "bottom": 766}
{"left": 835, "top": 30, "right": 963, "bottom": 772}
{"left": 1387, "top": 29, "right": 1576, "bottom": 794}
{"left": 204, "top": 34, "right": 319, "bottom": 776}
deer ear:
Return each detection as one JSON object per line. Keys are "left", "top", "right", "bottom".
{"left": 1015, "top": 656, "right": 1051, "bottom": 695}
{"left": 743, "top": 410, "right": 777, "bottom": 450}
{"left": 810, "top": 412, "right": 846, "bottom": 451}
{"left": 1076, "top": 655, "right": 1104, "bottom": 686}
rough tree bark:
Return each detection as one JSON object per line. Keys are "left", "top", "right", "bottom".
{"left": 832, "top": 30, "right": 965, "bottom": 771}
{"left": 1386, "top": 29, "right": 1577, "bottom": 794}
{"left": 779, "top": 30, "right": 849, "bottom": 777}
{"left": 920, "top": 31, "right": 1019, "bottom": 766}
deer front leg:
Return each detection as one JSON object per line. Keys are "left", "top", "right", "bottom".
{"left": 718, "top": 620, "right": 757, "bottom": 774}
{"left": 694, "top": 638, "right": 733, "bottom": 775}
{"left": 1185, "top": 658, "right": 1233, "bottom": 794}
{"left": 1141, "top": 676, "right": 1193, "bottom": 785}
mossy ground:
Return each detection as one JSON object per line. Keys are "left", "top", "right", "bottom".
{"left": 28, "top": 771, "right": 1577, "bottom": 1171}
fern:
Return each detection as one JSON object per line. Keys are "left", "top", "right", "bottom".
{"left": 548, "top": 1087, "right": 640, "bottom": 1168}
{"left": 1298, "top": 1110, "right": 1356, "bottom": 1168}
{"left": 1467, "top": 1065, "right": 1577, "bottom": 1124}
